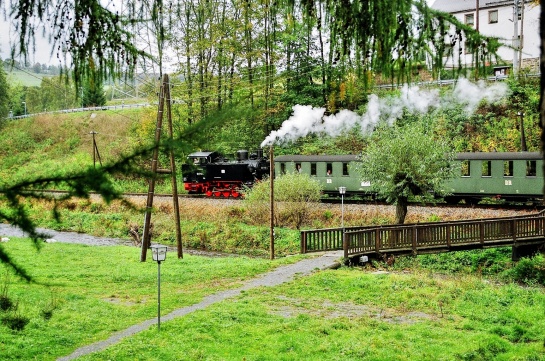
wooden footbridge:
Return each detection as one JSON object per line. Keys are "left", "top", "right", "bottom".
{"left": 300, "top": 211, "right": 545, "bottom": 262}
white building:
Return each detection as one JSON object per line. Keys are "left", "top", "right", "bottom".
{"left": 431, "top": 0, "right": 540, "bottom": 73}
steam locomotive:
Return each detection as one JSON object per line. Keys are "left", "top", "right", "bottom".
{"left": 183, "top": 149, "right": 544, "bottom": 203}
{"left": 182, "top": 149, "right": 270, "bottom": 197}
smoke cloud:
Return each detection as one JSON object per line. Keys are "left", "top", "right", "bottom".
{"left": 260, "top": 78, "right": 508, "bottom": 147}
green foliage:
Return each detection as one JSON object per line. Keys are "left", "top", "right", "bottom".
{"left": 356, "top": 119, "right": 457, "bottom": 223}
{"left": 0, "top": 67, "right": 9, "bottom": 119}
{"left": 82, "top": 72, "right": 106, "bottom": 107}
{"left": 506, "top": 254, "right": 545, "bottom": 286}
{"left": 244, "top": 171, "right": 322, "bottom": 229}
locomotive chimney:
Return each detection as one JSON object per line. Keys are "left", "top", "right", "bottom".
{"left": 256, "top": 149, "right": 264, "bottom": 159}
{"left": 236, "top": 150, "right": 249, "bottom": 161}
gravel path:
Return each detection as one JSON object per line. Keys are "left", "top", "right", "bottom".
{"left": 0, "top": 224, "right": 130, "bottom": 246}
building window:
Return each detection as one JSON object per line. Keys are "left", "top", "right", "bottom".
{"left": 342, "top": 163, "right": 349, "bottom": 176}
{"left": 295, "top": 163, "right": 302, "bottom": 173}
{"left": 280, "top": 163, "right": 285, "bottom": 174}
{"left": 489, "top": 10, "right": 498, "bottom": 24}
{"left": 465, "top": 13, "right": 474, "bottom": 26}
{"left": 310, "top": 163, "right": 316, "bottom": 176}
{"left": 527, "top": 161, "right": 537, "bottom": 177}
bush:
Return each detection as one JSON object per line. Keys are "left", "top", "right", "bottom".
{"left": 506, "top": 254, "right": 545, "bottom": 285}
{"left": 243, "top": 171, "right": 322, "bottom": 229}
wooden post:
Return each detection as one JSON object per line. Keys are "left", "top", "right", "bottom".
{"left": 165, "top": 80, "right": 183, "bottom": 259}
{"left": 269, "top": 145, "right": 275, "bottom": 260}
{"left": 343, "top": 231, "right": 348, "bottom": 259}
{"left": 140, "top": 74, "right": 183, "bottom": 261}
{"left": 412, "top": 225, "right": 417, "bottom": 255}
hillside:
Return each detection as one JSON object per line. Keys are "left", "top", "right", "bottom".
{"left": 5, "top": 68, "right": 50, "bottom": 87}
{"left": 0, "top": 77, "right": 540, "bottom": 191}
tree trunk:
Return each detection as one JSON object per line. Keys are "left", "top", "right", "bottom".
{"left": 395, "top": 196, "right": 408, "bottom": 224}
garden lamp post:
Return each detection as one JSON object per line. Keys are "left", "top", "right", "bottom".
{"left": 150, "top": 244, "right": 167, "bottom": 331}
{"left": 339, "top": 186, "right": 346, "bottom": 231}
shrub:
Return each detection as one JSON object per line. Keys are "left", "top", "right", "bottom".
{"left": 506, "top": 254, "right": 545, "bottom": 285}
{"left": 243, "top": 171, "right": 322, "bottom": 229}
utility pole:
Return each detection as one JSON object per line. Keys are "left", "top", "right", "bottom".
{"left": 512, "top": 0, "right": 520, "bottom": 75}
{"left": 140, "top": 74, "right": 183, "bottom": 261}
{"left": 269, "top": 145, "right": 275, "bottom": 260}
{"left": 90, "top": 131, "right": 102, "bottom": 168}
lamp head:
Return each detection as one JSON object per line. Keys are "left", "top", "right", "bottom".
{"left": 150, "top": 244, "right": 168, "bottom": 263}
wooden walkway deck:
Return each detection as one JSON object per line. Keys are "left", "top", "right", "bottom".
{"left": 300, "top": 211, "right": 545, "bottom": 261}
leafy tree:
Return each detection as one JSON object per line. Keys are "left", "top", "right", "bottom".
{"left": 356, "top": 120, "right": 457, "bottom": 224}
{"left": 0, "top": 67, "right": 9, "bottom": 119}
{"left": 4, "top": 0, "right": 148, "bottom": 87}
{"left": 24, "top": 77, "right": 78, "bottom": 113}
{"left": 82, "top": 74, "right": 106, "bottom": 107}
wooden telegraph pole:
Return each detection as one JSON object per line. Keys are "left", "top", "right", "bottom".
{"left": 269, "top": 145, "right": 274, "bottom": 260}
{"left": 140, "top": 74, "right": 183, "bottom": 261}
{"left": 90, "top": 131, "right": 103, "bottom": 168}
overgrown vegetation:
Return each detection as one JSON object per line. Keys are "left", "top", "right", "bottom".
{"left": 243, "top": 171, "right": 323, "bottom": 229}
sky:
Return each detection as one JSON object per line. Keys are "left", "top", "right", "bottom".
{"left": 1, "top": 0, "right": 438, "bottom": 66}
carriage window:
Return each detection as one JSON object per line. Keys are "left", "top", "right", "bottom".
{"left": 280, "top": 163, "right": 285, "bottom": 174}
{"left": 461, "top": 160, "right": 470, "bottom": 177}
{"left": 326, "top": 163, "right": 332, "bottom": 176}
{"left": 310, "top": 163, "right": 316, "bottom": 176}
{"left": 526, "top": 160, "right": 537, "bottom": 177}
{"left": 296, "top": 163, "right": 302, "bottom": 173}
{"left": 482, "top": 161, "right": 491, "bottom": 177}
{"left": 504, "top": 161, "right": 513, "bottom": 177}
{"left": 342, "top": 163, "right": 349, "bottom": 176}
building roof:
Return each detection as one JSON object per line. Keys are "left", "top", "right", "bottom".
{"left": 431, "top": 0, "right": 515, "bottom": 13}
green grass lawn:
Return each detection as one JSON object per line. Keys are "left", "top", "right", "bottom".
{"left": 1, "top": 238, "right": 544, "bottom": 360}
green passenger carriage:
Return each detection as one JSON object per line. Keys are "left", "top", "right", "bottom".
{"left": 274, "top": 155, "right": 371, "bottom": 196}
{"left": 441, "top": 152, "right": 543, "bottom": 204}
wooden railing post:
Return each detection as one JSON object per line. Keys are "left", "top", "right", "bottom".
{"left": 512, "top": 219, "right": 517, "bottom": 242}
{"left": 375, "top": 229, "right": 380, "bottom": 253}
{"left": 412, "top": 225, "right": 417, "bottom": 255}
{"left": 446, "top": 223, "right": 451, "bottom": 248}
{"left": 479, "top": 221, "right": 485, "bottom": 244}
{"left": 300, "top": 231, "right": 307, "bottom": 254}
{"left": 343, "top": 232, "right": 348, "bottom": 259}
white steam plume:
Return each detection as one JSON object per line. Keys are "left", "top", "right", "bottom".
{"left": 260, "top": 79, "right": 508, "bottom": 147}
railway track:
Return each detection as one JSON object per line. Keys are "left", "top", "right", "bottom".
{"left": 28, "top": 189, "right": 545, "bottom": 211}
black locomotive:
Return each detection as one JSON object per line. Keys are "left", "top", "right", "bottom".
{"left": 182, "top": 149, "right": 270, "bottom": 197}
